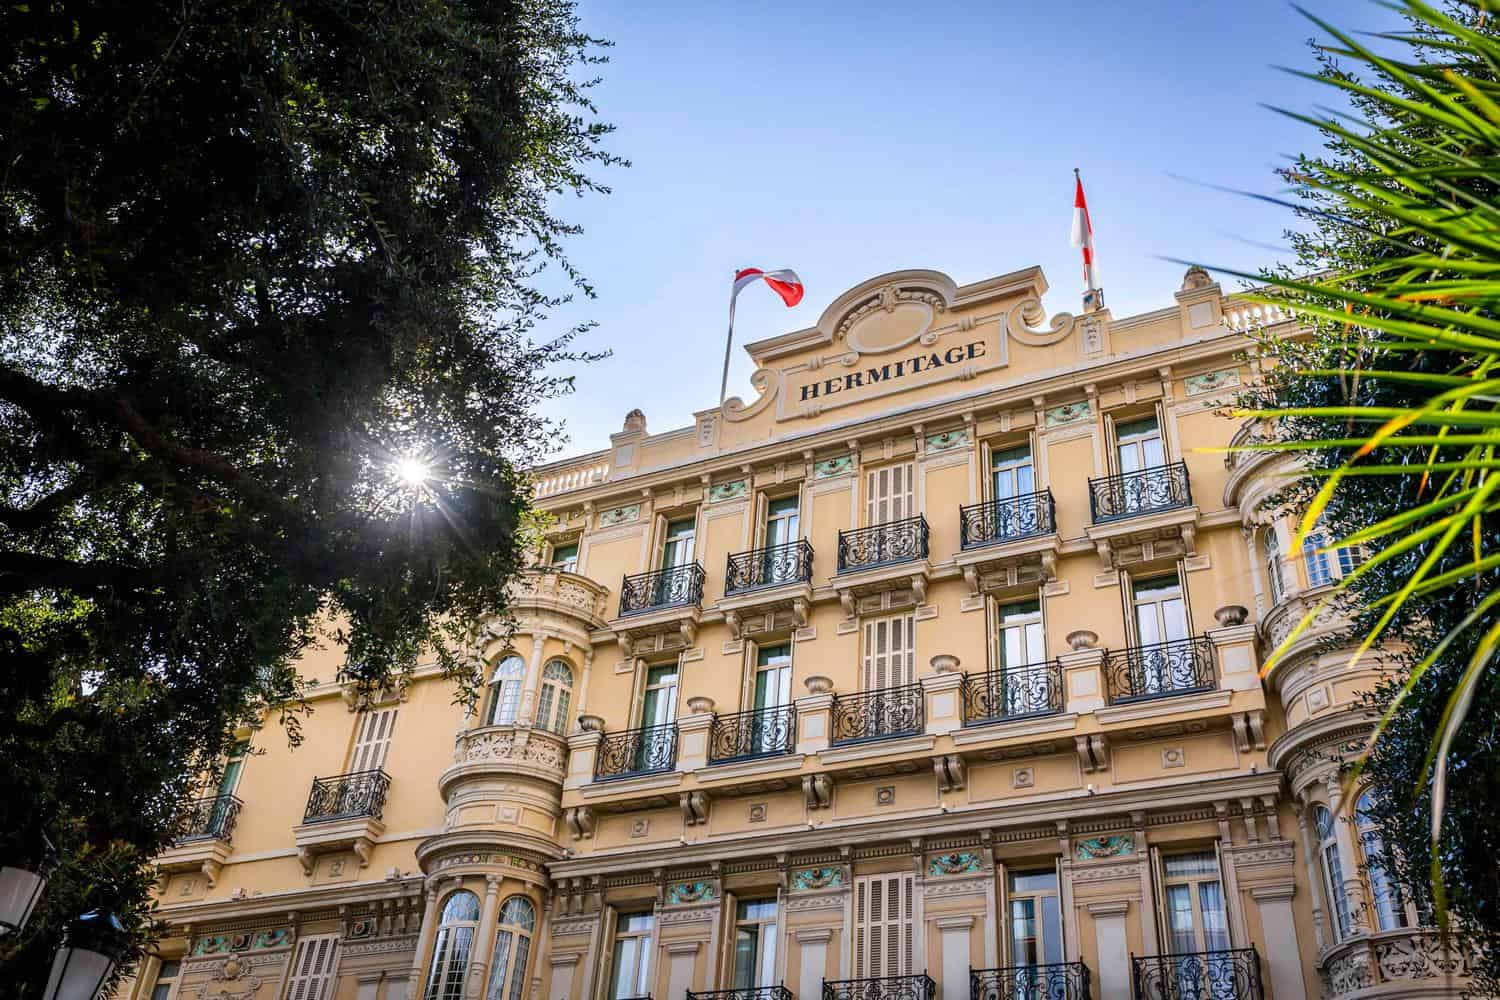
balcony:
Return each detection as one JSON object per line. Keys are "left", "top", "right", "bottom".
{"left": 971, "top": 962, "right": 1090, "bottom": 1000}
{"left": 689, "top": 986, "right": 792, "bottom": 1000}
{"left": 955, "top": 491, "right": 1061, "bottom": 599}
{"left": 153, "top": 793, "right": 243, "bottom": 888}
{"left": 594, "top": 723, "right": 678, "bottom": 781}
{"left": 831, "top": 682, "right": 924, "bottom": 746}
{"left": 611, "top": 563, "right": 706, "bottom": 657}
{"left": 834, "top": 516, "right": 932, "bottom": 617}
{"left": 292, "top": 769, "right": 390, "bottom": 875}
{"left": 823, "top": 974, "right": 934, "bottom": 1000}
{"left": 961, "top": 661, "right": 1063, "bottom": 726}
{"left": 1320, "top": 928, "right": 1476, "bottom": 999}
{"left": 1132, "top": 947, "right": 1262, "bottom": 1000}
{"left": 1104, "top": 636, "right": 1217, "bottom": 705}
{"left": 721, "top": 541, "right": 815, "bottom": 640}
{"left": 709, "top": 705, "right": 797, "bottom": 764}
{"left": 1084, "top": 463, "right": 1199, "bottom": 571}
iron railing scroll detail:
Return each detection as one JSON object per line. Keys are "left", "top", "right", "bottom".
{"left": 1088, "top": 461, "right": 1192, "bottom": 523}
{"left": 594, "top": 723, "right": 678, "bottom": 780}
{"left": 303, "top": 770, "right": 390, "bottom": 824}
{"left": 1132, "top": 947, "right": 1264, "bottom": 1000}
{"left": 961, "top": 660, "right": 1064, "bottom": 726}
{"left": 970, "top": 962, "right": 1092, "bottom": 1000}
{"left": 1104, "top": 635, "right": 1216, "bottom": 705}
{"left": 178, "top": 794, "right": 243, "bottom": 843}
{"left": 688, "top": 986, "right": 793, "bottom": 1000}
{"left": 960, "top": 489, "right": 1056, "bottom": 548}
{"left": 823, "top": 974, "right": 935, "bottom": 1000}
{"left": 830, "top": 683, "right": 925, "bottom": 745}
{"left": 726, "top": 540, "right": 815, "bottom": 594}
{"left": 708, "top": 705, "right": 797, "bottom": 764}
{"left": 837, "top": 515, "right": 930, "bottom": 572}
{"left": 618, "top": 563, "right": 706, "bottom": 616}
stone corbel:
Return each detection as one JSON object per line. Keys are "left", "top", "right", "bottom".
{"left": 725, "top": 610, "right": 742, "bottom": 641}
{"left": 1232, "top": 713, "right": 1251, "bottom": 753}
{"left": 564, "top": 806, "right": 596, "bottom": 840}
{"left": 1094, "top": 539, "right": 1114, "bottom": 570}
{"left": 839, "top": 590, "right": 856, "bottom": 619}
{"left": 1090, "top": 733, "right": 1109, "bottom": 771}
{"left": 1247, "top": 709, "right": 1266, "bottom": 750}
{"left": 1259, "top": 794, "right": 1282, "bottom": 839}
{"left": 1040, "top": 550, "right": 1058, "bottom": 582}
{"left": 352, "top": 837, "right": 374, "bottom": 868}
{"left": 1180, "top": 522, "right": 1197, "bottom": 557}
{"left": 679, "top": 791, "right": 711, "bottom": 826}
{"left": 297, "top": 847, "right": 316, "bottom": 877}
{"left": 933, "top": 753, "right": 966, "bottom": 792}
{"left": 792, "top": 598, "right": 810, "bottom": 629}
{"left": 1239, "top": 797, "right": 1262, "bottom": 843}
{"left": 802, "top": 773, "right": 833, "bottom": 810}
{"left": 617, "top": 634, "right": 633, "bottom": 657}
{"left": 910, "top": 574, "right": 928, "bottom": 606}
{"left": 962, "top": 565, "right": 980, "bottom": 598}
{"left": 679, "top": 620, "right": 697, "bottom": 647}
{"left": 200, "top": 859, "right": 223, "bottom": 888}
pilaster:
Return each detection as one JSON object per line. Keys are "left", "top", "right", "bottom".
{"left": 1060, "top": 648, "right": 1105, "bottom": 713}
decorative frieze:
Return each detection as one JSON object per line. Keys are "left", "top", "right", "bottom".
{"left": 191, "top": 928, "right": 291, "bottom": 956}
{"left": 1045, "top": 400, "right": 1091, "bottom": 427}
{"left": 790, "top": 867, "right": 844, "bottom": 891}
{"left": 1184, "top": 368, "right": 1241, "bottom": 396}
{"left": 926, "top": 852, "right": 982, "bottom": 877}
{"left": 813, "top": 455, "right": 854, "bottom": 479}
{"left": 924, "top": 428, "right": 969, "bottom": 453}
{"left": 707, "top": 479, "right": 749, "bottom": 503}
{"left": 665, "top": 880, "right": 718, "bottom": 906}
{"left": 597, "top": 503, "right": 641, "bottom": 527}
{"left": 1074, "top": 835, "right": 1133, "bottom": 860}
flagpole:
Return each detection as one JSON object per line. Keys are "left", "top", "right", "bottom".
{"left": 719, "top": 273, "right": 738, "bottom": 405}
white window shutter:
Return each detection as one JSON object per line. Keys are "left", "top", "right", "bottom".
{"left": 284, "top": 934, "right": 340, "bottom": 1000}
{"left": 350, "top": 707, "right": 397, "bottom": 773}
{"left": 865, "top": 463, "right": 914, "bottom": 526}
{"left": 854, "top": 873, "right": 913, "bottom": 977}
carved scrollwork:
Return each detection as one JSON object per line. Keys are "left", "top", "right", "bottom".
{"left": 1005, "top": 296, "right": 1077, "bottom": 346}
{"left": 722, "top": 367, "right": 783, "bottom": 423}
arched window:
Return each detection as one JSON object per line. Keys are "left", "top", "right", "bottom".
{"left": 1357, "top": 792, "right": 1408, "bottom": 931}
{"left": 425, "top": 890, "right": 481, "bottom": 1000}
{"left": 536, "top": 660, "right": 574, "bottom": 735}
{"left": 1314, "top": 805, "right": 1352, "bottom": 940}
{"left": 484, "top": 895, "right": 537, "bottom": 1000}
{"left": 1305, "top": 529, "right": 1363, "bottom": 588}
{"left": 1264, "top": 528, "right": 1285, "bottom": 604}
{"left": 485, "top": 655, "right": 526, "bottom": 726}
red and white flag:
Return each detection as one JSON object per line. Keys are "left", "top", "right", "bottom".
{"left": 732, "top": 267, "right": 805, "bottom": 307}
{"left": 1070, "top": 171, "right": 1101, "bottom": 292}
{"left": 720, "top": 267, "right": 805, "bottom": 403}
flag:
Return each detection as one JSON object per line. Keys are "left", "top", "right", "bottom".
{"left": 1070, "top": 171, "right": 1101, "bottom": 292}
{"left": 733, "top": 267, "right": 805, "bottom": 307}
{"left": 720, "top": 267, "right": 805, "bottom": 404}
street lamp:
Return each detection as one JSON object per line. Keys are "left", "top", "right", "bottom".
{"left": 43, "top": 910, "right": 129, "bottom": 1000}
{"left": 0, "top": 835, "right": 54, "bottom": 936}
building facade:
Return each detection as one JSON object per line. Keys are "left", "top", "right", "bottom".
{"left": 123, "top": 266, "right": 1473, "bottom": 1000}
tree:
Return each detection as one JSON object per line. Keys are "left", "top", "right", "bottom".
{"left": 1232, "top": 1, "right": 1500, "bottom": 989}
{"left": 0, "top": 0, "right": 616, "bottom": 989}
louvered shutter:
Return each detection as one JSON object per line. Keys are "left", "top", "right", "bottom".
{"left": 863, "top": 615, "right": 915, "bottom": 691}
{"left": 284, "top": 934, "right": 340, "bottom": 1000}
{"left": 865, "top": 462, "right": 914, "bottom": 526}
{"left": 854, "top": 872, "right": 914, "bottom": 977}
{"left": 349, "top": 707, "right": 397, "bottom": 773}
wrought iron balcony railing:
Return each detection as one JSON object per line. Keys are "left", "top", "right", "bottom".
{"left": 838, "top": 515, "right": 930, "bottom": 573}
{"left": 618, "top": 563, "right": 706, "bottom": 616}
{"left": 1104, "top": 635, "right": 1217, "bottom": 705}
{"left": 831, "top": 682, "right": 925, "bottom": 746}
{"left": 823, "top": 974, "right": 935, "bottom": 1000}
{"left": 1132, "top": 947, "right": 1263, "bottom": 1000}
{"left": 1088, "top": 460, "right": 1192, "bottom": 523}
{"left": 302, "top": 769, "right": 390, "bottom": 824}
{"left": 726, "top": 539, "right": 815, "bottom": 594}
{"left": 689, "top": 986, "right": 792, "bottom": 1000}
{"left": 961, "top": 660, "right": 1064, "bottom": 726}
{"left": 177, "top": 793, "right": 243, "bottom": 843}
{"left": 960, "top": 489, "right": 1056, "bottom": 549}
{"left": 971, "top": 962, "right": 1091, "bottom": 1000}
{"left": 594, "top": 723, "right": 678, "bottom": 781}
{"left": 709, "top": 705, "right": 797, "bottom": 764}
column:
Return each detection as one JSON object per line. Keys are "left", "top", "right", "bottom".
{"left": 1324, "top": 774, "right": 1370, "bottom": 934}
{"left": 1088, "top": 901, "right": 1132, "bottom": 1000}
{"left": 796, "top": 928, "right": 832, "bottom": 1000}
{"left": 1250, "top": 884, "right": 1309, "bottom": 1000}
{"left": 519, "top": 631, "right": 552, "bottom": 725}
{"left": 664, "top": 940, "right": 700, "bottom": 999}
{"left": 405, "top": 886, "right": 441, "bottom": 1000}
{"left": 1293, "top": 796, "right": 1327, "bottom": 950}
{"left": 356, "top": 972, "right": 385, "bottom": 1000}
{"left": 468, "top": 875, "right": 503, "bottom": 998}
{"left": 936, "top": 916, "right": 973, "bottom": 1000}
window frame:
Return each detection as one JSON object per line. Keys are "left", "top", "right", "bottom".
{"left": 1314, "top": 805, "right": 1353, "bottom": 941}
{"left": 731, "top": 897, "right": 780, "bottom": 989}
{"left": 535, "top": 659, "right": 575, "bottom": 735}
{"left": 425, "top": 890, "right": 482, "bottom": 1000}
{"left": 484, "top": 654, "right": 527, "bottom": 728}
{"left": 149, "top": 957, "right": 182, "bottom": 1000}
{"left": 608, "top": 911, "right": 655, "bottom": 1000}
{"left": 484, "top": 894, "right": 537, "bottom": 1000}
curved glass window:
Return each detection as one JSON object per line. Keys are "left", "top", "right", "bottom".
{"left": 1357, "top": 792, "right": 1409, "bottom": 931}
{"left": 536, "top": 660, "right": 574, "bottom": 735}
{"left": 1264, "top": 528, "right": 1284, "bottom": 603}
{"left": 1314, "top": 805, "right": 1352, "bottom": 940}
{"left": 485, "top": 895, "right": 537, "bottom": 1000}
{"left": 485, "top": 655, "right": 526, "bottom": 726}
{"left": 425, "top": 891, "right": 481, "bottom": 1000}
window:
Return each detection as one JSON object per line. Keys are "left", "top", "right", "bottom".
{"left": 1264, "top": 529, "right": 1285, "bottom": 604}
{"left": 641, "top": 664, "right": 679, "bottom": 728}
{"left": 1115, "top": 416, "right": 1166, "bottom": 474}
{"left": 660, "top": 517, "right": 696, "bottom": 569}
{"left": 1161, "top": 852, "right": 1230, "bottom": 954}
{"left": 862, "top": 614, "right": 915, "bottom": 691}
{"left": 425, "top": 891, "right": 481, "bottom": 1000}
{"left": 485, "top": 656, "right": 526, "bottom": 727}
{"left": 484, "top": 895, "right": 536, "bottom": 1000}
{"left": 995, "top": 599, "right": 1048, "bottom": 716}
{"left": 609, "top": 912, "right": 654, "bottom": 1000}
{"left": 216, "top": 740, "right": 248, "bottom": 798}
{"left": 1008, "top": 870, "right": 1063, "bottom": 970}
{"left": 284, "top": 934, "right": 340, "bottom": 1000}
{"left": 1304, "top": 531, "right": 1362, "bottom": 588}
{"left": 535, "top": 660, "right": 574, "bottom": 735}
{"left": 550, "top": 542, "right": 579, "bottom": 574}
{"left": 763, "top": 495, "right": 800, "bottom": 548}
{"left": 865, "top": 462, "right": 914, "bottom": 525}
{"left": 1357, "top": 793, "right": 1408, "bottom": 931}
{"left": 1132, "top": 575, "right": 1189, "bottom": 647}
{"left": 349, "top": 707, "right": 397, "bottom": 773}
{"left": 991, "top": 443, "right": 1036, "bottom": 500}
{"left": 150, "top": 959, "right": 181, "bottom": 1000}
{"left": 753, "top": 644, "right": 793, "bottom": 711}
{"left": 1315, "top": 805, "right": 1353, "bottom": 941}
{"left": 854, "top": 872, "right": 914, "bottom": 977}
{"left": 733, "top": 898, "right": 779, "bottom": 988}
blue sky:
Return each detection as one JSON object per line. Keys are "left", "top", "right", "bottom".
{"left": 539, "top": 0, "right": 1399, "bottom": 455}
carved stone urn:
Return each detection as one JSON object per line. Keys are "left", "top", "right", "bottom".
{"left": 803, "top": 675, "right": 834, "bottom": 695}
{"left": 1214, "top": 605, "right": 1249, "bottom": 627}
{"left": 929, "top": 654, "right": 961, "bottom": 674}
{"left": 576, "top": 714, "right": 606, "bottom": 733}
{"left": 686, "top": 696, "right": 715, "bottom": 715}
{"left": 1066, "top": 629, "right": 1099, "bottom": 650}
